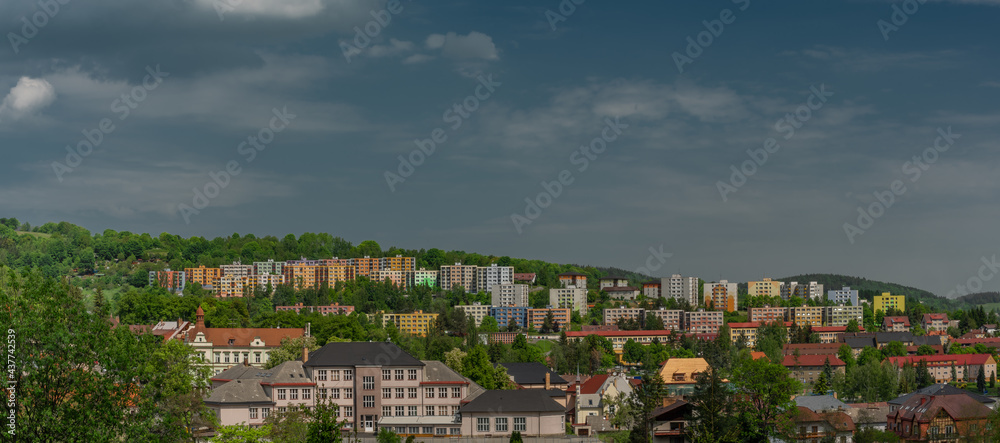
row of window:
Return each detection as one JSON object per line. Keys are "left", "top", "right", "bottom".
{"left": 476, "top": 417, "right": 526, "bottom": 433}
{"left": 317, "top": 388, "right": 353, "bottom": 399}
{"left": 379, "top": 369, "right": 419, "bottom": 381}
{"left": 393, "top": 426, "right": 460, "bottom": 436}
{"left": 248, "top": 407, "right": 270, "bottom": 420}
{"left": 380, "top": 405, "right": 459, "bottom": 417}
{"left": 276, "top": 388, "right": 312, "bottom": 401}
{"left": 215, "top": 352, "right": 262, "bottom": 364}
{"left": 315, "top": 369, "right": 354, "bottom": 381}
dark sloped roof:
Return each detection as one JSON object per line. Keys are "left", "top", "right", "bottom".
{"left": 304, "top": 342, "right": 424, "bottom": 367}
{"left": 204, "top": 379, "right": 273, "bottom": 405}
{"left": 212, "top": 364, "right": 260, "bottom": 382}
{"left": 460, "top": 390, "right": 565, "bottom": 413}
{"left": 844, "top": 337, "right": 875, "bottom": 348}
{"left": 912, "top": 335, "right": 945, "bottom": 346}
{"left": 888, "top": 383, "right": 995, "bottom": 405}
{"left": 499, "top": 362, "right": 568, "bottom": 386}
{"left": 422, "top": 360, "right": 486, "bottom": 402}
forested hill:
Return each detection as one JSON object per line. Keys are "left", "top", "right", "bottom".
{"left": 777, "top": 273, "right": 960, "bottom": 310}
{"left": 0, "top": 218, "right": 642, "bottom": 288}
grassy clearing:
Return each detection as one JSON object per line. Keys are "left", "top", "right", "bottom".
{"left": 15, "top": 231, "right": 51, "bottom": 238}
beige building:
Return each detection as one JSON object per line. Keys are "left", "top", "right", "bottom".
{"left": 749, "top": 306, "right": 788, "bottom": 324}
{"left": 439, "top": 263, "right": 478, "bottom": 292}
{"left": 461, "top": 390, "right": 565, "bottom": 437}
{"left": 603, "top": 307, "right": 645, "bottom": 326}
{"left": 491, "top": 283, "right": 530, "bottom": 307}
{"left": 787, "top": 305, "right": 825, "bottom": 327}
{"left": 550, "top": 287, "right": 587, "bottom": 314}
{"left": 824, "top": 305, "right": 863, "bottom": 327}
{"left": 455, "top": 303, "right": 492, "bottom": 327}
{"left": 185, "top": 306, "right": 306, "bottom": 375}
{"left": 748, "top": 278, "right": 784, "bottom": 298}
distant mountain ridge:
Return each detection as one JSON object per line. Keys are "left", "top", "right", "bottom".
{"left": 775, "top": 273, "right": 959, "bottom": 310}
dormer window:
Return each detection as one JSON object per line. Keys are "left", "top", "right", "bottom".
{"left": 228, "top": 339, "right": 235, "bottom": 345}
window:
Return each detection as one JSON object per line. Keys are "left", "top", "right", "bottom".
{"left": 408, "top": 406, "right": 417, "bottom": 416}
{"left": 422, "top": 427, "right": 433, "bottom": 435}
{"left": 363, "top": 396, "right": 375, "bottom": 408}
{"left": 452, "top": 387, "right": 461, "bottom": 398}
{"left": 408, "top": 427, "right": 419, "bottom": 434}
{"left": 438, "top": 387, "right": 448, "bottom": 398}
{"left": 426, "top": 406, "right": 435, "bottom": 416}
{"left": 395, "top": 406, "right": 404, "bottom": 416}
{"left": 363, "top": 376, "right": 375, "bottom": 390}
{"left": 214, "top": 352, "right": 220, "bottom": 363}
{"left": 344, "top": 370, "right": 353, "bottom": 381}
{"left": 344, "top": 406, "right": 353, "bottom": 417}
{"left": 262, "top": 408, "right": 270, "bottom": 419}
{"left": 254, "top": 352, "right": 261, "bottom": 363}
{"left": 277, "top": 389, "right": 287, "bottom": 400}
{"left": 514, "top": 417, "right": 526, "bottom": 432}
{"left": 278, "top": 407, "right": 287, "bottom": 413}
{"left": 225, "top": 353, "right": 230, "bottom": 363}
{"left": 331, "top": 370, "right": 340, "bottom": 381}
{"left": 345, "top": 388, "right": 353, "bottom": 399}
{"left": 495, "top": 417, "right": 508, "bottom": 432}
{"left": 395, "top": 369, "right": 404, "bottom": 380}
{"left": 450, "top": 428, "right": 461, "bottom": 435}
{"left": 436, "top": 428, "right": 447, "bottom": 435}
{"left": 382, "top": 388, "right": 392, "bottom": 399}
{"left": 451, "top": 406, "right": 459, "bottom": 415}
{"left": 946, "top": 425, "right": 954, "bottom": 435}
{"left": 438, "top": 406, "right": 448, "bottom": 416}
{"left": 408, "top": 369, "right": 417, "bottom": 380}
{"left": 302, "top": 389, "right": 311, "bottom": 400}
{"left": 317, "top": 370, "right": 327, "bottom": 381}
{"left": 382, "top": 369, "right": 391, "bottom": 380}
{"left": 477, "top": 418, "right": 489, "bottom": 432}
{"left": 319, "top": 388, "right": 327, "bottom": 399}
{"left": 331, "top": 388, "right": 340, "bottom": 399}
{"left": 249, "top": 408, "right": 258, "bottom": 419}
{"left": 396, "top": 426, "right": 406, "bottom": 434}
{"left": 395, "top": 388, "right": 404, "bottom": 398}
{"left": 382, "top": 406, "right": 392, "bottom": 417}
{"left": 408, "top": 388, "right": 417, "bottom": 398}
{"left": 425, "top": 388, "right": 435, "bottom": 398}
{"left": 289, "top": 389, "right": 298, "bottom": 400}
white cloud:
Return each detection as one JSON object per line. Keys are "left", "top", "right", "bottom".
{"left": 367, "top": 39, "right": 417, "bottom": 58}
{"left": 193, "top": 0, "right": 325, "bottom": 19}
{"left": 424, "top": 31, "right": 499, "bottom": 60}
{"left": 0, "top": 77, "right": 56, "bottom": 121}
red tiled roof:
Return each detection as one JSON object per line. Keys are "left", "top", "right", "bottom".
{"left": 728, "top": 322, "right": 793, "bottom": 328}
{"left": 579, "top": 374, "right": 609, "bottom": 394}
{"left": 888, "top": 354, "right": 994, "bottom": 367}
{"left": 923, "top": 313, "right": 949, "bottom": 322}
{"left": 604, "top": 286, "right": 639, "bottom": 292}
{"left": 189, "top": 326, "right": 305, "bottom": 347}
{"left": 565, "top": 330, "right": 679, "bottom": 338}
{"left": 953, "top": 337, "right": 1000, "bottom": 345}
{"left": 812, "top": 326, "right": 865, "bottom": 332}
{"left": 782, "top": 354, "right": 846, "bottom": 367}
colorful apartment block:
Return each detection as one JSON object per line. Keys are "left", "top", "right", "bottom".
{"left": 490, "top": 306, "right": 529, "bottom": 329}
{"left": 787, "top": 305, "right": 825, "bottom": 327}
{"left": 381, "top": 311, "right": 439, "bottom": 336}
{"left": 683, "top": 310, "right": 724, "bottom": 334}
{"left": 351, "top": 256, "right": 381, "bottom": 278}
{"left": 648, "top": 309, "right": 684, "bottom": 331}
{"left": 874, "top": 293, "right": 906, "bottom": 313}
{"left": 149, "top": 269, "right": 185, "bottom": 292}
{"left": 824, "top": 305, "right": 863, "bottom": 327}
{"left": 728, "top": 321, "right": 793, "bottom": 347}
{"left": 412, "top": 268, "right": 438, "bottom": 288}
{"left": 253, "top": 259, "right": 285, "bottom": 276}
{"left": 558, "top": 272, "right": 587, "bottom": 289}
{"left": 781, "top": 281, "right": 824, "bottom": 300}
{"left": 380, "top": 255, "right": 415, "bottom": 273}
{"left": 377, "top": 269, "right": 408, "bottom": 290}
{"left": 703, "top": 280, "right": 737, "bottom": 312}
{"left": 185, "top": 265, "right": 222, "bottom": 288}
{"left": 282, "top": 263, "right": 354, "bottom": 290}
{"left": 439, "top": 263, "right": 478, "bottom": 292}
{"left": 603, "top": 307, "right": 645, "bottom": 326}
{"left": 221, "top": 261, "right": 254, "bottom": 279}
{"left": 527, "top": 308, "right": 570, "bottom": 330}
{"left": 747, "top": 278, "right": 783, "bottom": 298}
{"left": 749, "top": 306, "right": 788, "bottom": 324}
{"left": 642, "top": 281, "right": 661, "bottom": 298}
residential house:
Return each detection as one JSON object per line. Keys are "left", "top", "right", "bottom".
{"left": 412, "top": 268, "right": 438, "bottom": 288}
{"left": 499, "top": 362, "right": 568, "bottom": 391}
{"left": 923, "top": 313, "right": 950, "bottom": 335}
{"left": 824, "top": 305, "right": 863, "bottom": 328}
{"left": 782, "top": 354, "right": 846, "bottom": 386}
{"left": 652, "top": 399, "right": 692, "bottom": 443}
{"left": 604, "top": 307, "right": 646, "bottom": 326}
{"left": 795, "top": 395, "right": 849, "bottom": 413}
{"left": 527, "top": 308, "right": 570, "bottom": 331}
{"left": 573, "top": 374, "right": 634, "bottom": 425}
{"left": 643, "top": 280, "right": 662, "bottom": 299}
{"left": 149, "top": 269, "right": 185, "bottom": 292}
{"left": 787, "top": 406, "right": 855, "bottom": 443}
{"left": 782, "top": 281, "right": 825, "bottom": 301}
{"left": 728, "top": 321, "right": 793, "bottom": 347}
{"left": 550, "top": 287, "right": 588, "bottom": 314}
{"left": 888, "top": 384, "right": 996, "bottom": 412}
{"left": 813, "top": 326, "right": 862, "bottom": 344}
{"left": 558, "top": 272, "right": 588, "bottom": 289}
{"left": 460, "top": 390, "right": 565, "bottom": 437}
{"left": 512, "top": 273, "right": 536, "bottom": 284}
{"left": 887, "top": 354, "right": 997, "bottom": 384}
{"left": 659, "top": 358, "right": 712, "bottom": 396}
{"left": 787, "top": 305, "right": 825, "bottom": 327}
{"left": 887, "top": 392, "right": 992, "bottom": 441}
{"left": 185, "top": 306, "right": 306, "bottom": 374}
{"left": 205, "top": 360, "right": 314, "bottom": 427}
{"left": 489, "top": 306, "right": 528, "bottom": 330}
{"left": 684, "top": 310, "right": 724, "bottom": 334}
{"left": 667, "top": 274, "right": 699, "bottom": 306}
{"left": 883, "top": 316, "right": 911, "bottom": 332}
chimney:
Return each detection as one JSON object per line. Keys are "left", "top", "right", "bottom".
{"left": 545, "top": 372, "right": 551, "bottom": 390}
{"left": 303, "top": 346, "right": 309, "bottom": 363}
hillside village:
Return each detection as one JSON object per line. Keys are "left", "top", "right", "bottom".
{"left": 4, "top": 220, "right": 1000, "bottom": 442}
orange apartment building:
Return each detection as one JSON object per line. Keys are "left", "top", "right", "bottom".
{"left": 351, "top": 256, "right": 381, "bottom": 278}
{"left": 185, "top": 265, "right": 222, "bottom": 288}
{"left": 528, "top": 308, "right": 570, "bottom": 330}
{"left": 703, "top": 280, "right": 737, "bottom": 312}
{"left": 748, "top": 306, "right": 788, "bottom": 324}
{"left": 558, "top": 272, "right": 588, "bottom": 289}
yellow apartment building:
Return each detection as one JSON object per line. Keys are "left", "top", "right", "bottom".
{"left": 873, "top": 293, "right": 905, "bottom": 313}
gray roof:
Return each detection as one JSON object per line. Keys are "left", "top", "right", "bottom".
{"left": 844, "top": 337, "right": 875, "bottom": 348}
{"left": 912, "top": 335, "right": 945, "bottom": 346}
{"left": 499, "top": 362, "right": 568, "bottom": 386}
{"left": 888, "top": 383, "right": 996, "bottom": 405}
{"left": 421, "top": 360, "right": 486, "bottom": 402}
{"left": 259, "top": 360, "right": 311, "bottom": 385}
{"left": 205, "top": 379, "right": 273, "bottom": 405}
{"left": 875, "top": 332, "right": 914, "bottom": 344}
{"left": 460, "top": 390, "right": 565, "bottom": 414}
{"left": 795, "top": 395, "right": 849, "bottom": 413}
{"left": 846, "top": 406, "right": 892, "bottom": 425}
{"left": 304, "top": 342, "right": 424, "bottom": 368}
{"left": 213, "top": 364, "right": 260, "bottom": 381}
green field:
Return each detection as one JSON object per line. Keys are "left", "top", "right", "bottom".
{"left": 15, "top": 231, "right": 51, "bottom": 238}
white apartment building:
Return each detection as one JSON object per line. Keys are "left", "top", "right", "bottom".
{"left": 491, "top": 284, "right": 529, "bottom": 307}
{"left": 476, "top": 264, "right": 514, "bottom": 293}
{"left": 667, "top": 274, "right": 699, "bottom": 306}
{"left": 550, "top": 287, "right": 587, "bottom": 314}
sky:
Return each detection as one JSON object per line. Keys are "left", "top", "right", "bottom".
{"left": 1, "top": 0, "right": 999, "bottom": 298}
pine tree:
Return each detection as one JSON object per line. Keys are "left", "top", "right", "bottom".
{"left": 978, "top": 365, "right": 987, "bottom": 393}
{"left": 813, "top": 371, "right": 830, "bottom": 395}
